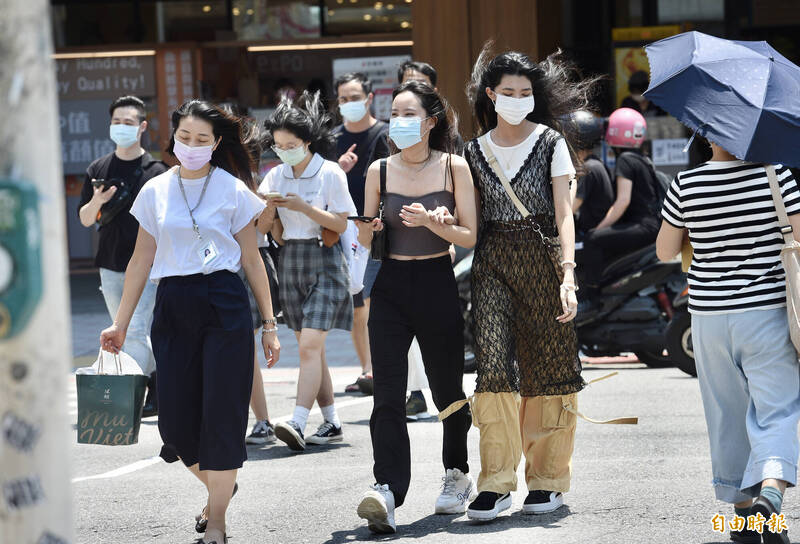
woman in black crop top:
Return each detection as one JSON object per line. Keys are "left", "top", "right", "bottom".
{"left": 353, "top": 81, "right": 478, "bottom": 533}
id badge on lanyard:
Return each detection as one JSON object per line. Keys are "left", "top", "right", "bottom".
{"left": 177, "top": 167, "right": 219, "bottom": 272}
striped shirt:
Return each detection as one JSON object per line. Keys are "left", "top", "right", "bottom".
{"left": 662, "top": 160, "right": 800, "bottom": 315}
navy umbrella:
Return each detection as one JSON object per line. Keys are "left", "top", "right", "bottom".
{"left": 644, "top": 31, "right": 800, "bottom": 168}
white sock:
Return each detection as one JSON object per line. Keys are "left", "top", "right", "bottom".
{"left": 320, "top": 404, "right": 341, "bottom": 428}
{"left": 292, "top": 406, "right": 310, "bottom": 433}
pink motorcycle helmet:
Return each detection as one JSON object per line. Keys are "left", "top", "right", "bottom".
{"left": 605, "top": 107, "right": 647, "bottom": 148}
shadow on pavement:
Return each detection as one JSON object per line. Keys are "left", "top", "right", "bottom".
{"left": 246, "top": 442, "right": 351, "bottom": 461}
{"left": 322, "top": 506, "right": 572, "bottom": 543}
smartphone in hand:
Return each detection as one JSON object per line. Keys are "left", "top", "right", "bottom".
{"left": 348, "top": 215, "right": 377, "bottom": 222}
{"left": 265, "top": 192, "right": 284, "bottom": 199}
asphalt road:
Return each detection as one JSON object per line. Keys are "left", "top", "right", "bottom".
{"left": 68, "top": 273, "right": 800, "bottom": 543}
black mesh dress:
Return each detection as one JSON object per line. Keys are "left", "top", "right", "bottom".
{"left": 464, "top": 128, "right": 585, "bottom": 397}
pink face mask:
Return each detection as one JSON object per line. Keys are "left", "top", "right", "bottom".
{"left": 173, "top": 138, "right": 214, "bottom": 170}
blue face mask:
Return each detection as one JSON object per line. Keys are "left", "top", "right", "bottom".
{"left": 109, "top": 124, "right": 140, "bottom": 148}
{"left": 389, "top": 116, "right": 430, "bottom": 150}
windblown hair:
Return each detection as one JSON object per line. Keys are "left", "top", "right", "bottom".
{"left": 168, "top": 100, "right": 256, "bottom": 189}
{"left": 263, "top": 91, "right": 336, "bottom": 158}
{"left": 392, "top": 80, "right": 459, "bottom": 155}
{"left": 467, "top": 42, "right": 600, "bottom": 165}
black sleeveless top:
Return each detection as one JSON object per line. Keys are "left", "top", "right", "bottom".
{"left": 464, "top": 127, "right": 562, "bottom": 233}
{"left": 383, "top": 190, "right": 454, "bottom": 256}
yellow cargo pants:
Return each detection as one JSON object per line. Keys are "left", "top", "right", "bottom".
{"left": 472, "top": 391, "right": 577, "bottom": 494}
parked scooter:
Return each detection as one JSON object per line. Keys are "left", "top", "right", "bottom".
{"left": 454, "top": 244, "right": 687, "bottom": 371}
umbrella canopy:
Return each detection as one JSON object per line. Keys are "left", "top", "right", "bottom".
{"left": 644, "top": 31, "right": 800, "bottom": 168}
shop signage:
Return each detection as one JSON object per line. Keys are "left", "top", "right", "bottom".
{"left": 652, "top": 138, "right": 690, "bottom": 166}
{"left": 58, "top": 100, "right": 116, "bottom": 175}
{"left": 55, "top": 55, "right": 157, "bottom": 100}
{"left": 332, "top": 55, "right": 411, "bottom": 121}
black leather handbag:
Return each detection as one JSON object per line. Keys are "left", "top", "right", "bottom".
{"left": 369, "top": 159, "right": 390, "bottom": 260}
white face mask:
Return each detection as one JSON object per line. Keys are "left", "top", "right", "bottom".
{"left": 273, "top": 144, "right": 308, "bottom": 166}
{"left": 493, "top": 94, "right": 535, "bottom": 125}
{"left": 339, "top": 99, "right": 368, "bottom": 123}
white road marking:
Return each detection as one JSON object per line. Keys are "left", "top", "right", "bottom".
{"left": 71, "top": 395, "right": 375, "bottom": 483}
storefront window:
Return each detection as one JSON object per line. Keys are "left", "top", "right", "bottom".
{"left": 232, "top": 0, "right": 321, "bottom": 40}
{"left": 323, "top": 0, "right": 413, "bottom": 34}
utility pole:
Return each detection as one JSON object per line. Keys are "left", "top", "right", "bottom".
{"left": 0, "top": 0, "right": 74, "bottom": 542}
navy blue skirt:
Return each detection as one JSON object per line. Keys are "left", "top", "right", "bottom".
{"left": 151, "top": 270, "right": 254, "bottom": 471}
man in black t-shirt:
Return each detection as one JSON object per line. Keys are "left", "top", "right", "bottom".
{"left": 574, "top": 155, "right": 614, "bottom": 234}
{"left": 333, "top": 73, "right": 390, "bottom": 394}
{"left": 78, "top": 96, "right": 167, "bottom": 416}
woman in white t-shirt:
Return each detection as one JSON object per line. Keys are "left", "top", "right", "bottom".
{"left": 446, "top": 46, "right": 594, "bottom": 522}
{"left": 100, "top": 100, "right": 280, "bottom": 544}
{"left": 257, "top": 92, "right": 356, "bottom": 452}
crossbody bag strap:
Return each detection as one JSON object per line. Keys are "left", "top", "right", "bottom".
{"left": 766, "top": 165, "right": 794, "bottom": 245}
{"left": 378, "top": 158, "right": 387, "bottom": 220}
{"left": 479, "top": 133, "right": 531, "bottom": 218}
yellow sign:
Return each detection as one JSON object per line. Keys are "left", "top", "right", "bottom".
{"left": 612, "top": 25, "right": 681, "bottom": 42}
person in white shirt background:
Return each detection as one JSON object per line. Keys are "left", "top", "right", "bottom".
{"left": 100, "top": 100, "right": 280, "bottom": 544}
{"left": 259, "top": 91, "right": 357, "bottom": 452}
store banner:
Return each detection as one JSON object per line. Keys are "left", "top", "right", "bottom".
{"left": 56, "top": 55, "right": 156, "bottom": 100}
{"left": 58, "top": 100, "right": 116, "bottom": 176}
{"left": 612, "top": 25, "right": 680, "bottom": 107}
{"left": 332, "top": 55, "right": 411, "bottom": 121}
{"left": 156, "top": 48, "right": 198, "bottom": 153}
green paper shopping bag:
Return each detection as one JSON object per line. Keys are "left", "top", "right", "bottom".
{"left": 76, "top": 350, "right": 148, "bottom": 445}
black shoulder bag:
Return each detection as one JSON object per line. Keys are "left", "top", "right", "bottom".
{"left": 370, "top": 159, "right": 389, "bottom": 260}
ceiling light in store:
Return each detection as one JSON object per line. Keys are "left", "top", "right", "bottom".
{"left": 232, "top": 7, "right": 240, "bottom": 15}
{"left": 247, "top": 40, "right": 413, "bottom": 52}
{"left": 405, "top": 0, "right": 412, "bottom": 3}
{"left": 387, "top": 3, "right": 394, "bottom": 9}
{"left": 375, "top": 1, "right": 383, "bottom": 8}
{"left": 246, "top": 8, "right": 254, "bottom": 14}
{"left": 350, "top": 0, "right": 357, "bottom": 3}
{"left": 328, "top": 9, "right": 335, "bottom": 15}
{"left": 202, "top": 5, "right": 211, "bottom": 12}
{"left": 400, "top": 20, "right": 410, "bottom": 28}
{"left": 363, "top": 13, "right": 373, "bottom": 20}
{"left": 53, "top": 50, "right": 157, "bottom": 59}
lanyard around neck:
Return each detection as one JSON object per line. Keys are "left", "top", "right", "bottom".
{"left": 177, "top": 166, "right": 214, "bottom": 239}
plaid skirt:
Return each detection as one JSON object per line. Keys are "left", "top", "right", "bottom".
{"left": 278, "top": 239, "right": 353, "bottom": 332}
{"left": 238, "top": 247, "right": 281, "bottom": 330}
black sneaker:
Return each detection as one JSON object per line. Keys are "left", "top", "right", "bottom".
{"left": 750, "top": 495, "right": 790, "bottom": 544}
{"left": 523, "top": 490, "right": 564, "bottom": 514}
{"left": 467, "top": 491, "right": 512, "bottom": 521}
{"left": 306, "top": 421, "right": 343, "bottom": 445}
{"left": 274, "top": 420, "right": 306, "bottom": 451}
{"left": 245, "top": 420, "right": 276, "bottom": 445}
{"left": 730, "top": 527, "right": 761, "bottom": 544}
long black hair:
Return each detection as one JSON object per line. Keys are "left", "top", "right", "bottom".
{"left": 467, "top": 42, "right": 599, "bottom": 159}
{"left": 263, "top": 90, "right": 335, "bottom": 158}
{"left": 391, "top": 80, "right": 458, "bottom": 155}
{"left": 168, "top": 100, "right": 256, "bottom": 189}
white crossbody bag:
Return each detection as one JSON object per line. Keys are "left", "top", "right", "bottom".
{"left": 765, "top": 164, "right": 800, "bottom": 356}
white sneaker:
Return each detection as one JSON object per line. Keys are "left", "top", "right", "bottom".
{"left": 435, "top": 468, "right": 475, "bottom": 514}
{"left": 357, "top": 483, "right": 396, "bottom": 534}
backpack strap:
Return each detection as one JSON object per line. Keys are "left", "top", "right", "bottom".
{"left": 478, "top": 133, "right": 531, "bottom": 218}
